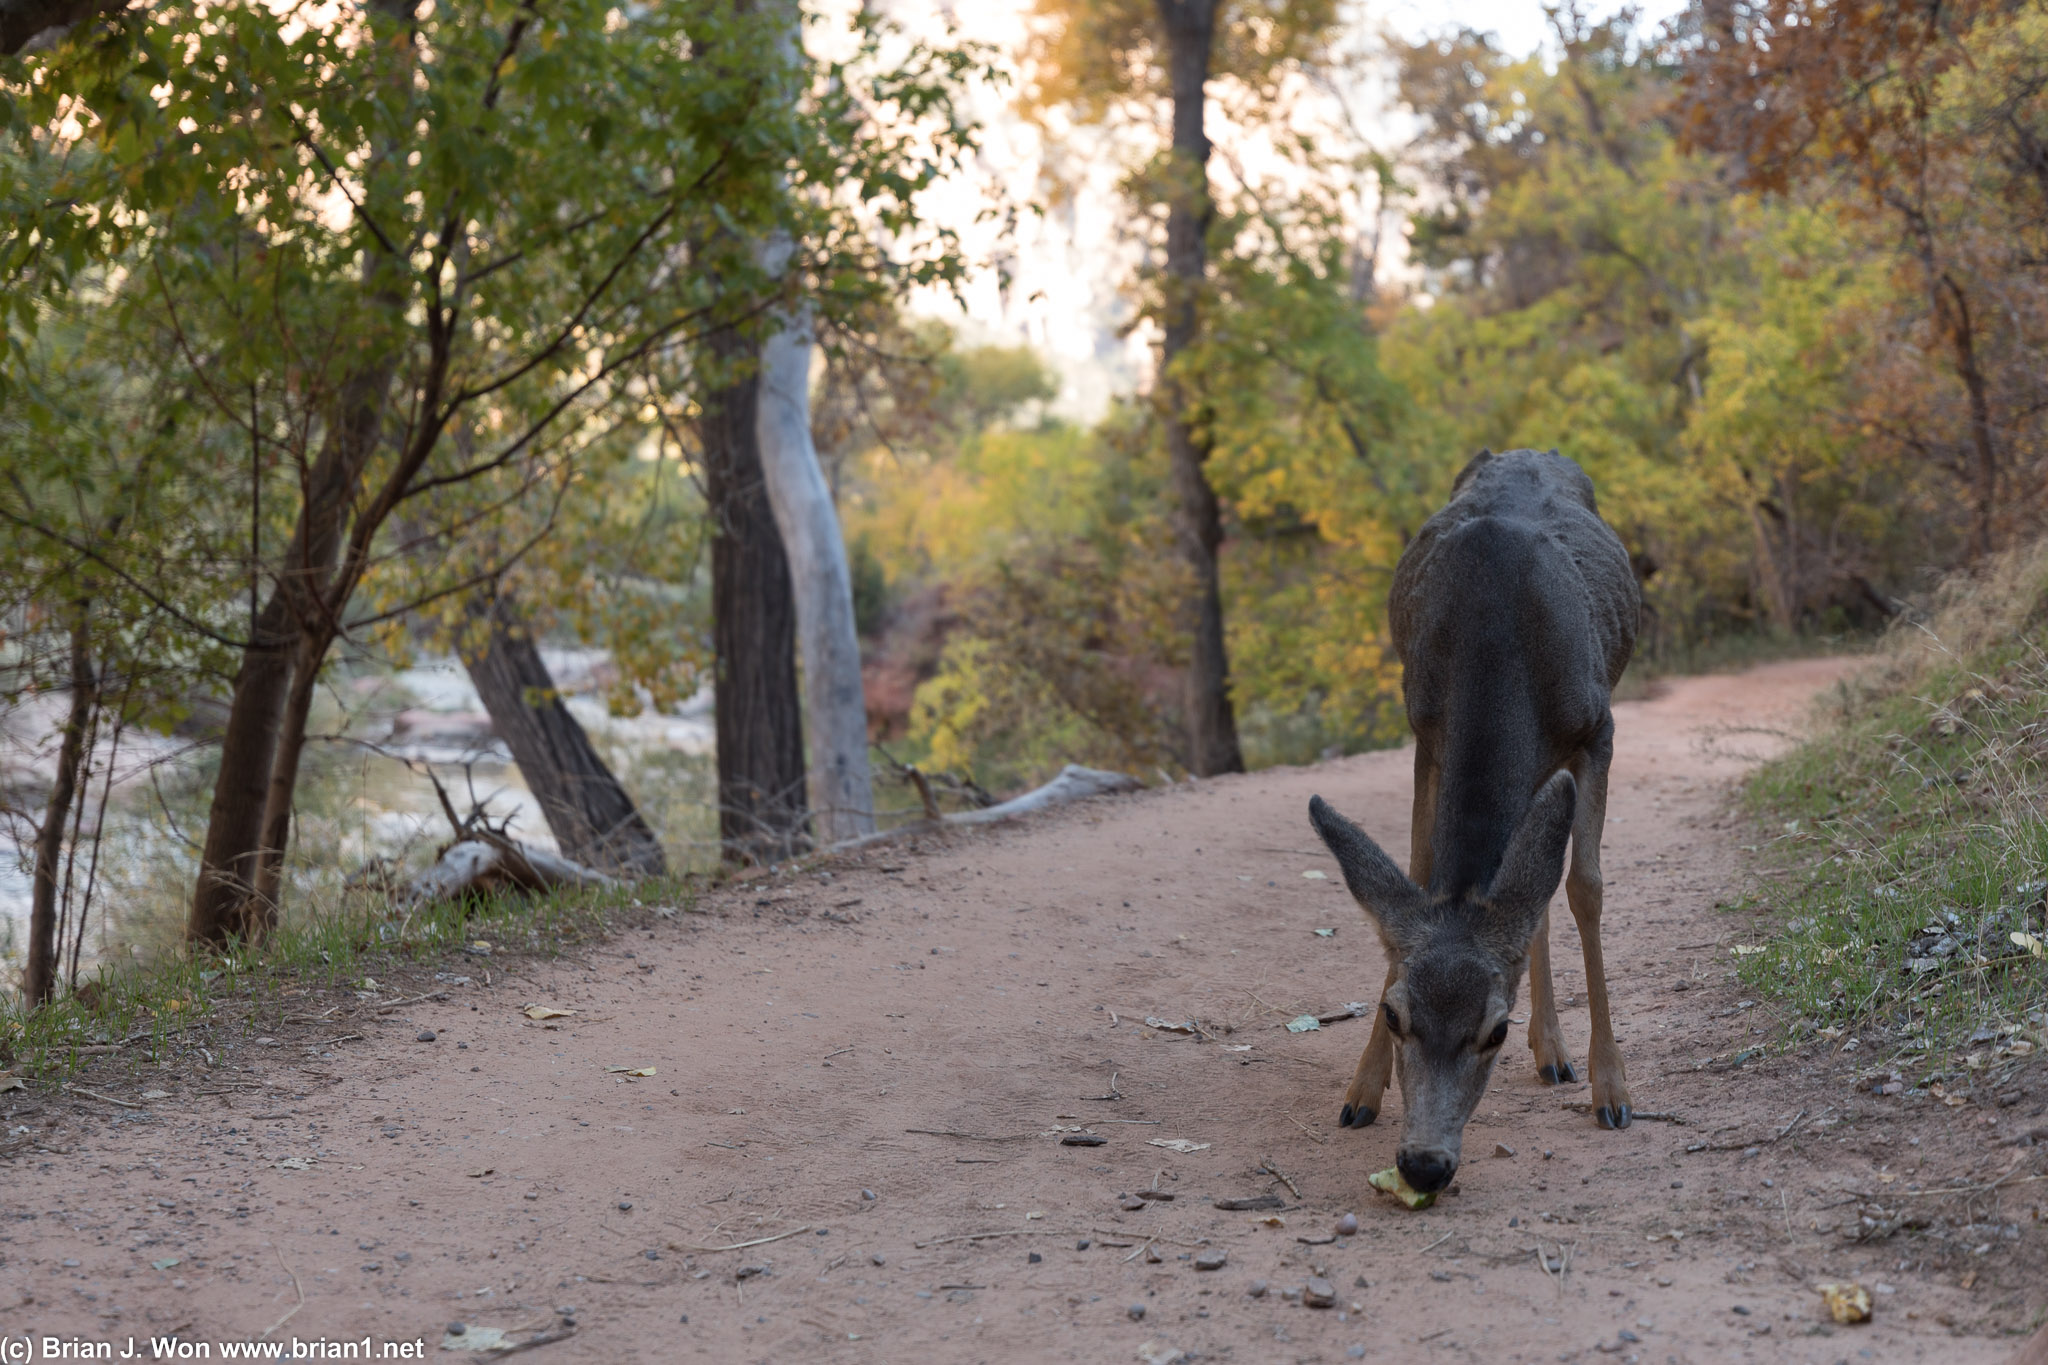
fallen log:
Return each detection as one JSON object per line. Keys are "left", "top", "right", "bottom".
{"left": 399, "top": 832, "right": 616, "bottom": 908}
{"left": 823, "top": 764, "right": 1143, "bottom": 855}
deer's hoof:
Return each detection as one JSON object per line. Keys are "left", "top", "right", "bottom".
{"left": 1339, "top": 1103, "right": 1377, "bottom": 1129}
{"left": 1538, "top": 1062, "right": 1577, "bottom": 1085}
{"left": 1596, "top": 1103, "right": 1633, "bottom": 1130}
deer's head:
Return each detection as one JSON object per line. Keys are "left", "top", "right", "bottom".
{"left": 1307, "top": 772, "right": 1576, "bottom": 1193}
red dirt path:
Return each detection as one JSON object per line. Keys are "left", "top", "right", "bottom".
{"left": 5, "top": 657, "right": 2045, "bottom": 1364}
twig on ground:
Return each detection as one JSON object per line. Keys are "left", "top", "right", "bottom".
{"left": 904, "top": 1128, "right": 1036, "bottom": 1142}
{"left": 263, "top": 1246, "right": 304, "bottom": 1336}
{"left": 1421, "top": 1231, "right": 1454, "bottom": 1254}
{"left": 1081, "top": 1071, "right": 1124, "bottom": 1102}
{"left": 914, "top": 1229, "right": 1076, "bottom": 1248}
{"left": 1261, "top": 1157, "right": 1304, "bottom": 1200}
{"left": 62, "top": 1084, "right": 140, "bottom": 1110}
{"left": 1287, "top": 1116, "right": 1327, "bottom": 1145}
{"left": 670, "top": 1225, "right": 814, "bottom": 1252}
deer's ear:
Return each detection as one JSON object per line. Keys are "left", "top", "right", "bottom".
{"left": 1309, "top": 796, "right": 1424, "bottom": 943}
{"left": 1485, "top": 770, "right": 1578, "bottom": 940}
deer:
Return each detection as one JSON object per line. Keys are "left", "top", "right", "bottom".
{"left": 1308, "top": 447, "right": 1639, "bottom": 1197}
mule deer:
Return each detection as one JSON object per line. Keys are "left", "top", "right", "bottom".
{"left": 1308, "top": 448, "right": 1637, "bottom": 1196}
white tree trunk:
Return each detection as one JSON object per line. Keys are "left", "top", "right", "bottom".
{"left": 755, "top": 281, "right": 876, "bottom": 843}
{"left": 750, "top": 0, "right": 873, "bottom": 844}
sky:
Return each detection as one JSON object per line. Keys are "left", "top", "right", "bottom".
{"left": 882, "top": 0, "right": 1694, "bottom": 419}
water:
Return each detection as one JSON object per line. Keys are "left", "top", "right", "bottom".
{"left": 0, "top": 649, "right": 715, "bottom": 985}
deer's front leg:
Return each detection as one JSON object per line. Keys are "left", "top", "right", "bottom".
{"left": 1339, "top": 961, "right": 1398, "bottom": 1128}
{"left": 1568, "top": 725, "right": 1631, "bottom": 1129}
{"left": 1525, "top": 909, "right": 1576, "bottom": 1084}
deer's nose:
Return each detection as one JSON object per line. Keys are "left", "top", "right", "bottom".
{"left": 1397, "top": 1148, "right": 1457, "bottom": 1194}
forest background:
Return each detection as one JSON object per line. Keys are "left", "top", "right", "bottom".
{"left": 2, "top": 0, "right": 2045, "bottom": 1010}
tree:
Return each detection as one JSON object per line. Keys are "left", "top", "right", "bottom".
{"left": 1678, "top": 0, "right": 2048, "bottom": 559}
{"left": 462, "top": 593, "right": 668, "bottom": 877}
{"left": 751, "top": 0, "right": 875, "bottom": 846}
{"left": 698, "top": 328, "right": 809, "bottom": 862}
{"left": 1027, "top": 0, "right": 1340, "bottom": 775}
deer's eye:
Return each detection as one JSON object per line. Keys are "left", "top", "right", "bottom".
{"left": 1383, "top": 1002, "right": 1403, "bottom": 1037}
{"left": 1484, "top": 1020, "right": 1509, "bottom": 1049}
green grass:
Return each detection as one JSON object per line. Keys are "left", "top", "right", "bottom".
{"left": 0, "top": 873, "right": 696, "bottom": 1080}
{"left": 1738, "top": 623, "right": 2048, "bottom": 1083}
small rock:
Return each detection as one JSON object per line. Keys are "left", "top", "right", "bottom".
{"left": 1730, "top": 1304, "right": 1749, "bottom": 1316}
{"left": 1248, "top": 1280, "right": 1269, "bottom": 1298}
{"left": 1303, "top": 1277, "right": 1336, "bottom": 1308}
{"left": 643, "top": 1249, "right": 660, "bottom": 1261}
{"left": 1348, "top": 1347, "right": 1368, "bottom": 1360}
{"left": 1494, "top": 1143, "right": 1515, "bottom": 1158}
{"left": 861, "top": 1188, "right": 877, "bottom": 1200}
{"left": 416, "top": 1031, "right": 436, "bottom": 1043}
{"left": 1061, "top": 1134, "right": 1107, "bottom": 1147}
{"left": 871, "top": 1254, "right": 886, "bottom": 1266}
{"left": 1144, "top": 1245, "right": 1163, "bottom": 1264}
{"left": 1076, "top": 1239, "right": 1091, "bottom": 1250}
{"left": 1194, "top": 1249, "right": 1228, "bottom": 1271}
{"left": 1334, "top": 1212, "right": 1359, "bottom": 1237}
{"left": 1121, "top": 1195, "right": 1148, "bottom": 1211}
{"left": 618, "top": 1201, "right": 633, "bottom": 1212}
{"left": 1028, "top": 1252, "right": 1042, "bottom": 1263}
{"left": 1128, "top": 1303, "right": 1147, "bottom": 1321}
{"left": 1618, "top": 1330, "right": 1640, "bottom": 1343}
{"left": 446, "top": 1323, "right": 466, "bottom": 1337}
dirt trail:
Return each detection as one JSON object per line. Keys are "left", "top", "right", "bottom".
{"left": 7, "top": 657, "right": 2046, "bottom": 1364}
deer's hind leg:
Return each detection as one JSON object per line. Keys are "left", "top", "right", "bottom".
{"left": 1339, "top": 736, "right": 1437, "bottom": 1130}
{"left": 1567, "top": 716, "right": 1632, "bottom": 1130}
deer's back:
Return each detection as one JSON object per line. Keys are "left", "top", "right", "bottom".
{"left": 1391, "top": 449, "right": 1638, "bottom": 892}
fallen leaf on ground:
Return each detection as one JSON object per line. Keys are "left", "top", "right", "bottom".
{"left": 151, "top": 1257, "right": 180, "bottom": 1270}
{"left": 2013, "top": 931, "right": 2046, "bottom": 960}
{"left": 1254, "top": 1215, "right": 1285, "bottom": 1227}
{"left": 1147, "top": 1138, "right": 1210, "bottom": 1154}
{"left": 1729, "top": 944, "right": 1766, "bottom": 956}
{"left": 523, "top": 1005, "right": 576, "bottom": 1020}
{"left": 1222, "top": 1044, "right": 1252, "bottom": 1052}
{"left": 1367, "top": 1166, "right": 1436, "bottom": 1210}
{"left": 1818, "top": 1282, "right": 1872, "bottom": 1324}
{"left": 1135, "top": 1341, "right": 1185, "bottom": 1365}
{"left": 606, "top": 1066, "right": 657, "bottom": 1077}
{"left": 1144, "top": 1018, "right": 1200, "bottom": 1035}
{"left": 0, "top": 1075, "right": 24, "bottom": 1093}
{"left": 442, "top": 1327, "right": 512, "bottom": 1352}
{"left": 139, "top": 1090, "right": 169, "bottom": 1101}
{"left": 1286, "top": 1015, "right": 1321, "bottom": 1033}
{"left": 1302, "top": 870, "right": 1327, "bottom": 880}
{"left": 466, "top": 1168, "right": 495, "bottom": 1178}
{"left": 274, "top": 1157, "right": 314, "bottom": 1171}
{"left": 1313, "top": 928, "right": 1335, "bottom": 938}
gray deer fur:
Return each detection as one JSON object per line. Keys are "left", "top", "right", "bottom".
{"left": 1309, "top": 448, "right": 1639, "bottom": 1196}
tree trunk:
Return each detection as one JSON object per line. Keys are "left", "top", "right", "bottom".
{"left": 24, "top": 614, "right": 95, "bottom": 1008}
{"left": 249, "top": 625, "right": 328, "bottom": 916}
{"left": 1935, "top": 273, "right": 1999, "bottom": 559}
{"left": 1155, "top": 0, "right": 1243, "bottom": 777}
{"left": 189, "top": 588, "right": 296, "bottom": 945}
{"left": 701, "top": 327, "right": 809, "bottom": 862}
{"left": 463, "top": 593, "right": 668, "bottom": 877}
{"left": 755, "top": 267, "right": 877, "bottom": 844}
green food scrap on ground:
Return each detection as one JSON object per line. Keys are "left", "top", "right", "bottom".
{"left": 1368, "top": 1166, "right": 1437, "bottom": 1210}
